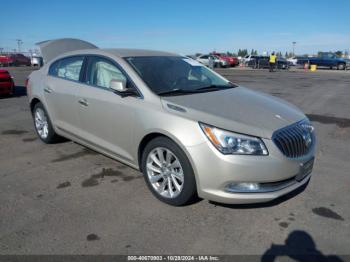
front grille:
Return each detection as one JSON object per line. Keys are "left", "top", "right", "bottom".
{"left": 272, "top": 120, "right": 314, "bottom": 158}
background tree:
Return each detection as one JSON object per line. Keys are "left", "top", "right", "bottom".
{"left": 238, "top": 49, "right": 248, "bottom": 57}
{"left": 335, "top": 50, "right": 343, "bottom": 57}
{"left": 251, "top": 49, "right": 258, "bottom": 55}
{"left": 226, "top": 51, "right": 237, "bottom": 56}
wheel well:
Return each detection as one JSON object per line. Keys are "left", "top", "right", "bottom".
{"left": 138, "top": 133, "right": 168, "bottom": 171}
{"left": 30, "top": 98, "right": 41, "bottom": 113}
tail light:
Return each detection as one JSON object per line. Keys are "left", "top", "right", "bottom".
{"left": 25, "top": 78, "right": 29, "bottom": 88}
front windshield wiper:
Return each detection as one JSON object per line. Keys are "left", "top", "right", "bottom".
{"left": 195, "top": 84, "right": 236, "bottom": 91}
{"left": 157, "top": 84, "right": 237, "bottom": 96}
{"left": 157, "top": 88, "right": 199, "bottom": 96}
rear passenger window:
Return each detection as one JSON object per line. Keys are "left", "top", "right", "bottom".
{"left": 49, "top": 56, "right": 84, "bottom": 81}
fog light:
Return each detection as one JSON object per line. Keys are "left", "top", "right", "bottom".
{"left": 226, "top": 182, "right": 260, "bottom": 193}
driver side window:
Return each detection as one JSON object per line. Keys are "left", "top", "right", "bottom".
{"left": 86, "top": 56, "right": 126, "bottom": 89}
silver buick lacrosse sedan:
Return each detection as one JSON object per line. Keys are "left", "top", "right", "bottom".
{"left": 27, "top": 39, "right": 316, "bottom": 206}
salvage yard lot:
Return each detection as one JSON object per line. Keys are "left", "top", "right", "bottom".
{"left": 0, "top": 67, "right": 349, "bottom": 256}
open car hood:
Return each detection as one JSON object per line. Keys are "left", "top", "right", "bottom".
{"left": 36, "top": 38, "right": 98, "bottom": 64}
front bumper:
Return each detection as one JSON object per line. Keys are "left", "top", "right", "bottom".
{"left": 186, "top": 138, "right": 315, "bottom": 204}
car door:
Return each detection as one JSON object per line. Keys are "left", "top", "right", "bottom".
{"left": 44, "top": 56, "right": 84, "bottom": 135}
{"left": 325, "top": 54, "right": 336, "bottom": 67}
{"left": 76, "top": 55, "right": 139, "bottom": 162}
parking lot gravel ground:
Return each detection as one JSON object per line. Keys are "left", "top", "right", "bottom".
{"left": 0, "top": 66, "right": 349, "bottom": 257}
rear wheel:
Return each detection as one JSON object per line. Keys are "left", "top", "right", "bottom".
{"left": 141, "top": 137, "right": 197, "bottom": 206}
{"left": 337, "top": 63, "right": 345, "bottom": 70}
{"left": 32, "top": 102, "right": 60, "bottom": 143}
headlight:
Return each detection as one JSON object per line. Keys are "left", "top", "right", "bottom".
{"left": 199, "top": 123, "right": 268, "bottom": 155}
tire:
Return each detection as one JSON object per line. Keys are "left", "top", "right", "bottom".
{"left": 141, "top": 137, "right": 197, "bottom": 206}
{"left": 337, "top": 63, "right": 345, "bottom": 70}
{"left": 32, "top": 102, "right": 60, "bottom": 143}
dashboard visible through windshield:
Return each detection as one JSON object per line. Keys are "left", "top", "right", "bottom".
{"left": 125, "top": 56, "right": 236, "bottom": 96}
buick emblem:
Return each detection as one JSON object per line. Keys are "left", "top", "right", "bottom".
{"left": 302, "top": 128, "right": 312, "bottom": 148}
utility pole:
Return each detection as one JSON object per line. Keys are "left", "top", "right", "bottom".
{"left": 292, "top": 41, "right": 296, "bottom": 56}
{"left": 16, "top": 39, "right": 23, "bottom": 53}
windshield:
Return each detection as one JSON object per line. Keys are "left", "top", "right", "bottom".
{"left": 125, "top": 56, "right": 235, "bottom": 95}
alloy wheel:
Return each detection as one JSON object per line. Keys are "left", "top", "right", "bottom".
{"left": 146, "top": 147, "right": 184, "bottom": 198}
{"left": 34, "top": 108, "right": 49, "bottom": 139}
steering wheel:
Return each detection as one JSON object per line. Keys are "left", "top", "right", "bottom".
{"left": 172, "top": 77, "right": 188, "bottom": 89}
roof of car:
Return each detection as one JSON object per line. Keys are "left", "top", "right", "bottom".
{"left": 102, "top": 48, "right": 180, "bottom": 57}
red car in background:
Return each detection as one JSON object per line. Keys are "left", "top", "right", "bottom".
{"left": 212, "top": 53, "right": 239, "bottom": 67}
{"left": 0, "top": 54, "right": 31, "bottom": 66}
{"left": 0, "top": 69, "right": 14, "bottom": 95}
{"left": 10, "top": 54, "right": 31, "bottom": 66}
{"left": 0, "top": 55, "right": 14, "bottom": 66}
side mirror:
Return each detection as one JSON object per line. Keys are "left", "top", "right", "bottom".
{"left": 109, "top": 79, "right": 138, "bottom": 98}
{"left": 110, "top": 79, "right": 127, "bottom": 93}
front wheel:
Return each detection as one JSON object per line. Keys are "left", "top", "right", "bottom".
{"left": 32, "top": 102, "right": 60, "bottom": 143}
{"left": 141, "top": 137, "right": 197, "bottom": 206}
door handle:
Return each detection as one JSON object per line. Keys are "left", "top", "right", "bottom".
{"left": 44, "top": 87, "right": 53, "bottom": 93}
{"left": 78, "top": 99, "right": 89, "bottom": 106}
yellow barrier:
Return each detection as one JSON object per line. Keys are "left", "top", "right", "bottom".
{"left": 310, "top": 64, "right": 317, "bottom": 71}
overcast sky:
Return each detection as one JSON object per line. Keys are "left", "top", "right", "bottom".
{"left": 1, "top": 0, "right": 349, "bottom": 55}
